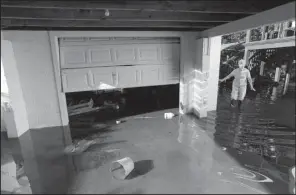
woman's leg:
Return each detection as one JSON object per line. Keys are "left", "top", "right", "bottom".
{"left": 231, "top": 84, "right": 238, "bottom": 107}
{"left": 238, "top": 100, "right": 242, "bottom": 108}
{"left": 238, "top": 85, "right": 247, "bottom": 109}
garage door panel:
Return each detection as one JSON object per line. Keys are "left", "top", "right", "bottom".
{"left": 162, "top": 44, "right": 179, "bottom": 61}
{"left": 60, "top": 42, "right": 180, "bottom": 68}
{"left": 116, "top": 66, "right": 139, "bottom": 88}
{"left": 140, "top": 65, "right": 163, "bottom": 86}
{"left": 163, "top": 66, "right": 180, "bottom": 83}
{"left": 89, "top": 48, "right": 113, "bottom": 64}
{"left": 162, "top": 45, "right": 173, "bottom": 61}
{"left": 138, "top": 45, "right": 160, "bottom": 62}
{"left": 60, "top": 48, "right": 87, "bottom": 68}
{"left": 62, "top": 69, "right": 92, "bottom": 92}
{"left": 59, "top": 37, "right": 180, "bottom": 91}
{"left": 114, "top": 47, "right": 137, "bottom": 63}
{"left": 92, "top": 67, "right": 116, "bottom": 90}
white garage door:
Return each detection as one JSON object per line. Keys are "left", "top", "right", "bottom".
{"left": 59, "top": 37, "right": 180, "bottom": 93}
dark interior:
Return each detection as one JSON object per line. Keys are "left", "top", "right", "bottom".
{"left": 66, "top": 84, "right": 179, "bottom": 122}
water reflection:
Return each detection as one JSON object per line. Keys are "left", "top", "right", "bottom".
{"left": 1, "top": 79, "right": 294, "bottom": 194}
{"left": 213, "top": 82, "right": 295, "bottom": 194}
{"left": 178, "top": 115, "right": 215, "bottom": 169}
{"left": 177, "top": 109, "right": 294, "bottom": 194}
{"left": 176, "top": 79, "right": 295, "bottom": 193}
{"left": 177, "top": 115, "right": 276, "bottom": 194}
{"left": 217, "top": 84, "right": 295, "bottom": 165}
{"left": 270, "top": 86, "right": 278, "bottom": 102}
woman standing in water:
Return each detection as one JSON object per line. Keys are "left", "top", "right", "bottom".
{"left": 219, "top": 59, "right": 256, "bottom": 108}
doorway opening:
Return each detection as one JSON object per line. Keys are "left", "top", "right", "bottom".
{"left": 66, "top": 84, "right": 179, "bottom": 140}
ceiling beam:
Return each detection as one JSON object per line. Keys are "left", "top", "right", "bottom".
{"left": 1, "top": 26, "right": 206, "bottom": 31}
{"left": 1, "top": 19, "right": 216, "bottom": 30}
{"left": 1, "top": 7, "right": 249, "bottom": 22}
{"left": 1, "top": 0, "right": 291, "bottom": 14}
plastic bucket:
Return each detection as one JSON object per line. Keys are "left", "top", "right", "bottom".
{"left": 110, "top": 157, "right": 134, "bottom": 180}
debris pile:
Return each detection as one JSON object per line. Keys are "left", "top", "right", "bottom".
{"left": 67, "top": 98, "right": 121, "bottom": 116}
{"left": 68, "top": 98, "right": 98, "bottom": 116}
{"left": 64, "top": 139, "right": 96, "bottom": 154}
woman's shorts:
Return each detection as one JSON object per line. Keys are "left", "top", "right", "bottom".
{"left": 231, "top": 84, "right": 247, "bottom": 100}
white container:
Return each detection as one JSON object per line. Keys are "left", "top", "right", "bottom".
{"left": 110, "top": 157, "right": 134, "bottom": 180}
{"left": 164, "top": 112, "right": 175, "bottom": 119}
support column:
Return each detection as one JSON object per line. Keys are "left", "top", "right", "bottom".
{"left": 207, "top": 36, "right": 222, "bottom": 111}
{"left": 274, "top": 67, "right": 281, "bottom": 82}
{"left": 179, "top": 32, "right": 197, "bottom": 114}
{"left": 1, "top": 40, "right": 30, "bottom": 138}
{"left": 271, "top": 86, "right": 278, "bottom": 102}
{"left": 244, "top": 49, "right": 250, "bottom": 67}
{"left": 283, "top": 73, "right": 290, "bottom": 95}
{"left": 260, "top": 62, "right": 265, "bottom": 76}
{"left": 192, "top": 36, "right": 222, "bottom": 118}
{"left": 244, "top": 30, "right": 251, "bottom": 68}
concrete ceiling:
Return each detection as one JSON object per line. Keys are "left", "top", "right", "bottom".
{"left": 1, "top": 0, "right": 294, "bottom": 31}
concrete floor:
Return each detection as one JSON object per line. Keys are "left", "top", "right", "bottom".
{"left": 1, "top": 83, "right": 295, "bottom": 194}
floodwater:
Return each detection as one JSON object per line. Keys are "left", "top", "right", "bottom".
{"left": 1, "top": 82, "right": 295, "bottom": 194}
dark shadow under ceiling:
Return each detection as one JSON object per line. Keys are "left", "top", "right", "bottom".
{"left": 1, "top": 0, "right": 294, "bottom": 31}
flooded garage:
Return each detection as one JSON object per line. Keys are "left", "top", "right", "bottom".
{"left": 3, "top": 79, "right": 294, "bottom": 193}
{"left": 1, "top": 1, "right": 295, "bottom": 194}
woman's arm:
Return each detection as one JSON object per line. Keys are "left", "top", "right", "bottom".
{"left": 247, "top": 70, "right": 256, "bottom": 91}
{"left": 219, "top": 70, "right": 235, "bottom": 82}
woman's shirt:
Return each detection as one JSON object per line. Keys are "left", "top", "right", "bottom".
{"left": 230, "top": 68, "right": 251, "bottom": 87}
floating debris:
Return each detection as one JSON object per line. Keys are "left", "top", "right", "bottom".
{"left": 92, "top": 123, "right": 108, "bottom": 129}
{"left": 64, "top": 139, "right": 96, "bottom": 154}
{"left": 69, "top": 99, "right": 93, "bottom": 110}
{"left": 222, "top": 147, "right": 227, "bottom": 151}
{"left": 164, "top": 112, "right": 175, "bottom": 119}
{"left": 104, "top": 148, "right": 120, "bottom": 153}
{"left": 133, "top": 116, "right": 156, "bottom": 119}
{"left": 68, "top": 99, "right": 100, "bottom": 116}
{"left": 103, "top": 100, "right": 120, "bottom": 110}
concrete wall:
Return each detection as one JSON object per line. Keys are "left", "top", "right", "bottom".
{"left": 2, "top": 31, "right": 62, "bottom": 131}
{"left": 1, "top": 106, "right": 7, "bottom": 132}
{"left": 1, "top": 60, "right": 10, "bottom": 133}
{"left": 1, "top": 40, "right": 29, "bottom": 137}
{"left": 1, "top": 60, "right": 9, "bottom": 94}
